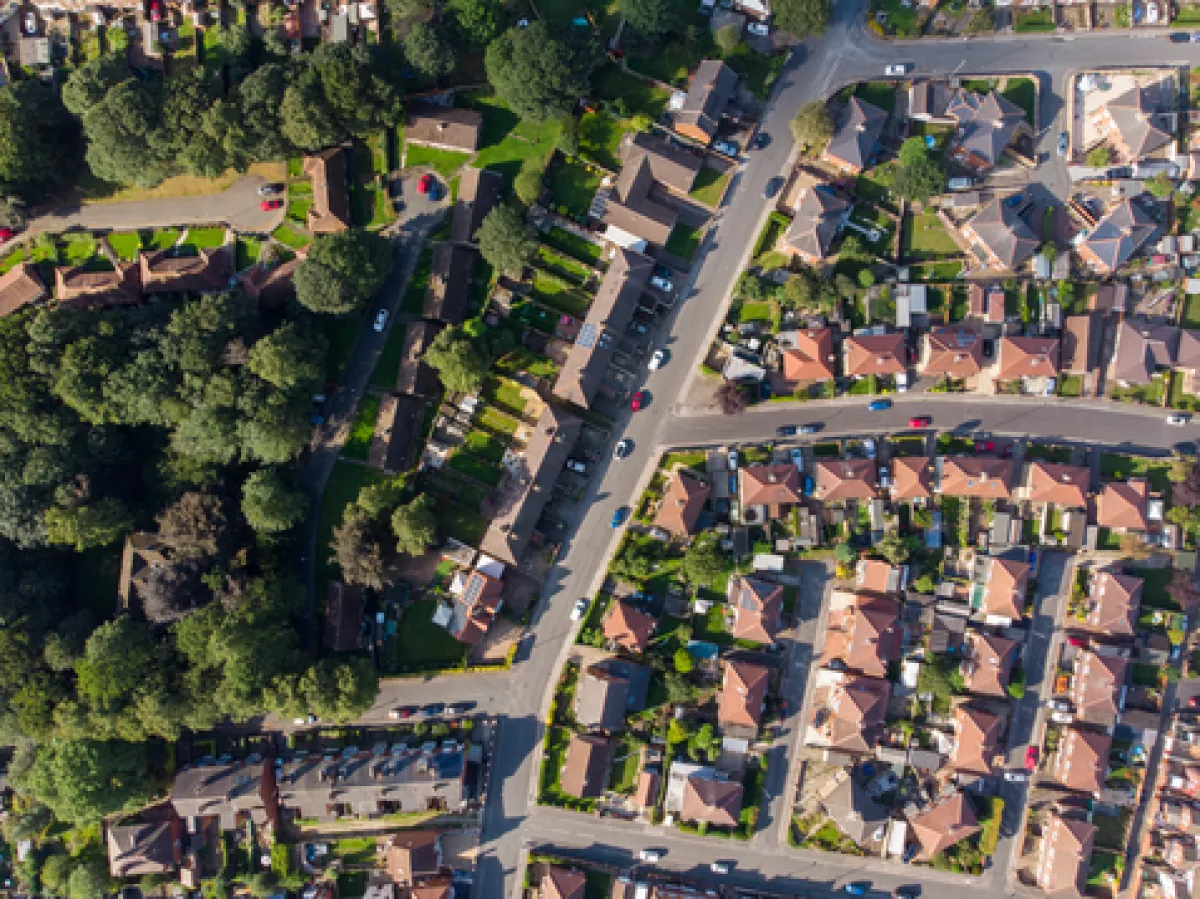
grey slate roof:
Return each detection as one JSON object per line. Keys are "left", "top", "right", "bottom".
{"left": 1111, "top": 319, "right": 1180, "bottom": 385}
{"left": 676, "top": 60, "right": 739, "bottom": 141}
{"left": 575, "top": 664, "right": 631, "bottom": 732}
{"left": 1100, "top": 85, "right": 1173, "bottom": 159}
{"left": 1082, "top": 199, "right": 1157, "bottom": 272}
{"left": 784, "top": 185, "right": 850, "bottom": 259}
{"left": 826, "top": 97, "right": 887, "bottom": 171}
{"left": 947, "top": 90, "right": 1027, "bottom": 170}
{"left": 967, "top": 195, "right": 1038, "bottom": 269}
{"left": 820, "top": 776, "right": 886, "bottom": 845}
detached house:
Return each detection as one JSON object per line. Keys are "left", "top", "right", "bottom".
{"left": 1091, "top": 85, "right": 1174, "bottom": 162}
{"left": 405, "top": 105, "right": 483, "bottom": 153}
{"left": 575, "top": 664, "right": 630, "bottom": 733}
{"left": 949, "top": 704, "right": 1003, "bottom": 776}
{"left": 1037, "top": 813, "right": 1096, "bottom": 896}
{"left": 1078, "top": 199, "right": 1157, "bottom": 274}
{"left": 1110, "top": 320, "right": 1179, "bottom": 387}
{"left": 0, "top": 262, "right": 45, "bottom": 317}
{"left": 946, "top": 90, "right": 1029, "bottom": 174}
{"left": 781, "top": 184, "right": 851, "bottom": 263}
{"left": 815, "top": 458, "right": 877, "bottom": 503}
{"left": 856, "top": 559, "right": 907, "bottom": 594}
{"left": 107, "top": 816, "right": 180, "bottom": 879}
{"left": 1095, "top": 479, "right": 1149, "bottom": 533}
{"left": 1072, "top": 649, "right": 1128, "bottom": 727}
{"left": 962, "top": 631, "right": 1018, "bottom": 698}
{"left": 718, "top": 659, "right": 769, "bottom": 735}
{"left": 601, "top": 132, "right": 702, "bottom": 248}
{"left": 303, "top": 149, "right": 352, "bottom": 234}
{"left": 680, "top": 771, "right": 743, "bottom": 828}
{"left": 437, "top": 563, "right": 504, "bottom": 646}
{"left": 561, "top": 734, "right": 612, "bottom": 799}
{"left": 982, "top": 558, "right": 1030, "bottom": 623}
{"left": 727, "top": 576, "right": 783, "bottom": 644}
{"left": 920, "top": 326, "right": 984, "bottom": 383}
{"left": 674, "top": 60, "right": 738, "bottom": 145}
{"left": 1084, "top": 570, "right": 1142, "bottom": 637}
{"left": 810, "top": 674, "right": 890, "bottom": 754}
{"left": 1053, "top": 727, "right": 1111, "bottom": 795}
{"left": 1024, "top": 462, "right": 1090, "bottom": 509}
{"left": 654, "top": 470, "right": 711, "bottom": 540}
{"left": 778, "top": 327, "right": 837, "bottom": 386}
{"left": 602, "top": 600, "right": 657, "bottom": 654}
{"left": 822, "top": 97, "right": 887, "bottom": 175}
{"left": 909, "top": 792, "right": 981, "bottom": 861}
{"left": 961, "top": 195, "right": 1038, "bottom": 272}
{"left": 995, "top": 336, "right": 1059, "bottom": 388}
{"left": 540, "top": 867, "right": 586, "bottom": 899}
{"left": 842, "top": 332, "right": 905, "bottom": 380}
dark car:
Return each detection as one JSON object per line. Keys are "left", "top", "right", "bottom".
{"left": 763, "top": 176, "right": 784, "bottom": 200}
{"left": 799, "top": 423, "right": 821, "bottom": 435}
{"left": 752, "top": 132, "right": 770, "bottom": 150}
{"left": 422, "top": 703, "right": 446, "bottom": 716}
{"left": 1170, "top": 31, "right": 1192, "bottom": 41}
{"left": 777, "top": 425, "right": 797, "bottom": 437}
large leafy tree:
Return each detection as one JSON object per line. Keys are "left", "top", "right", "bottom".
{"left": 248, "top": 322, "right": 326, "bottom": 390}
{"left": 241, "top": 468, "right": 309, "bottom": 534}
{"left": 331, "top": 507, "right": 391, "bottom": 589}
{"left": 484, "top": 21, "right": 596, "bottom": 122}
{"left": 311, "top": 43, "right": 404, "bottom": 141}
{"left": 15, "top": 739, "right": 152, "bottom": 825}
{"left": 403, "top": 21, "right": 455, "bottom": 80}
{"left": 156, "top": 491, "right": 228, "bottom": 558}
{"left": 0, "top": 81, "right": 79, "bottom": 199}
{"left": 451, "top": 0, "right": 504, "bottom": 46}
{"left": 423, "top": 326, "right": 489, "bottom": 395}
{"left": 44, "top": 497, "right": 131, "bottom": 551}
{"left": 62, "top": 54, "right": 130, "bottom": 115}
{"left": 789, "top": 101, "right": 833, "bottom": 156}
{"left": 83, "top": 79, "right": 171, "bottom": 187}
{"left": 621, "top": 0, "right": 675, "bottom": 39}
{"left": 295, "top": 229, "right": 394, "bottom": 314}
{"left": 279, "top": 66, "right": 342, "bottom": 151}
{"left": 391, "top": 494, "right": 437, "bottom": 557}
{"left": 475, "top": 204, "right": 537, "bottom": 276}
{"left": 235, "top": 64, "right": 295, "bottom": 161}
{"left": 680, "top": 534, "right": 727, "bottom": 586}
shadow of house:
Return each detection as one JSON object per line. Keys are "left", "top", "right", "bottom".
{"left": 368, "top": 392, "right": 427, "bottom": 474}
{"left": 324, "top": 581, "right": 365, "bottom": 653}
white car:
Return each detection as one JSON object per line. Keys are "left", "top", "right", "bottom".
{"left": 1168, "top": 413, "right": 1191, "bottom": 426}
{"left": 373, "top": 309, "right": 389, "bottom": 332}
{"left": 570, "top": 598, "right": 589, "bottom": 621}
{"left": 1003, "top": 771, "right": 1029, "bottom": 783}
{"left": 293, "top": 715, "right": 316, "bottom": 726}
{"left": 727, "top": 449, "right": 739, "bottom": 470}
{"left": 651, "top": 274, "right": 673, "bottom": 293}
{"left": 639, "top": 849, "right": 662, "bottom": 862}
{"left": 566, "top": 458, "right": 587, "bottom": 474}
{"left": 614, "top": 439, "right": 632, "bottom": 460}
{"left": 789, "top": 447, "right": 803, "bottom": 472}
{"left": 648, "top": 349, "right": 666, "bottom": 371}
{"left": 746, "top": 20, "right": 769, "bottom": 35}
{"left": 711, "top": 862, "right": 731, "bottom": 875}
{"left": 884, "top": 63, "right": 911, "bottom": 76}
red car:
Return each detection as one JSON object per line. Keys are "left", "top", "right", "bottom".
{"left": 1024, "top": 746, "right": 1039, "bottom": 772}
{"left": 260, "top": 199, "right": 283, "bottom": 211}
{"left": 908, "top": 416, "right": 931, "bottom": 428}
{"left": 418, "top": 173, "right": 433, "bottom": 195}
{"left": 0, "top": 228, "right": 15, "bottom": 242}
{"left": 975, "top": 440, "right": 996, "bottom": 453}
{"left": 1190, "top": 696, "right": 1200, "bottom": 709}
{"left": 630, "top": 391, "right": 645, "bottom": 411}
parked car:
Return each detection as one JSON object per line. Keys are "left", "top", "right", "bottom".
{"left": 570, "top": 598, "right": 590, "bottom": 621}
{"left": 884, "top": 63, "right": 911, "bottom": 76}
{"left": 388, "top": 706, "right": 416, "bottom": 719}
{"left": 260, "top": 199, "right": 284, "bottom": 211}
{"left": 0, "top": 228, "right": 15, "bottom": 242}
{"left": 799, "top": 423, "right": 821, "bottom": 434}
{"left": 373, "top": 309, "right": 388, "bottom": 332}
{"left": 651, "top": 274, "right": 673, "bottom": 292}
{"left": 1168, "top": 413, "right": 1191, "bottom": 426}
{"left": 1193, "top": 30, "right": 1200, "bottom": 40}
{"left": 892, "top": 888, "right": 919, "bottom": 899}
{"left": 1024, "top": 746, "right": 1039, "bottom": 771}
{"left": 630, "top": 391, "right": 646, "bottom": 411}
{"left": 614, "top": 439, "right": 632, "bottom": 460}
{"left": 845, "top": 884, "right": 868, "bottom": 896}
{"left": 714, "top": 140, "right": 739, "bottom": 157}
{"left": 257, "top": 183, "right": 283, "bottom": 196}
{"left": 422, "top": 703, "right": 445, "bottom": 716}
{"left": 751, "top": 132, "right": 770, "bottom": 150}
{"left": 1057, "top": 132, "right": 1069, "bottom": 156}
{"left": 746, "top": 20, "right": 769, "bottom": 35}
{"left": 790, "top": 448, "right": 803, "bottom": 471}
{"left": 649, "top": 349, "right": 666, "bottom": 370}
{"left": 445, "top": 703, "right": 473, "bottom": 715}
{"left": 1189, "top": 695, "right": 1200, "bottom": 708}
{"left": 639, "top": 849, "right": 662, "bottom": 862}
{"left": 1003, "top": 771, "right": 1029, "bottom": 783}
{"left": 803, "top": 475, "right": 815, "bottom": 496}
{"left": 566, "top": 458, "right": 587, "bottom": 474}
{"left": 418, "top": 173, "right": 436, "bottom": 194}
{"left": 908, "top": 415, "right": 931, "bottom": 428}
{"left": 947, "top": 176, "right": 973, "bottom": 191}
{"left": 778, "top": 425, "right": 797, "bottom": 437}
{"left": 1170, "top": 31, "right": 1192, "bottom": 41}
{"left": 293, "top": 714, "right": 316, "bottom": 725}
{"left": 711, "top": 862, "right": 732, "bottom": 875}
{"left": 611, "top": 507, "right": 630, "bottom": 528}
{"left": 763, "top": 176, "right": 784, "bottom": 200}
{"left": 867, "top": 399, "right": 892, "bottom": 411}
{"left": 975, "top": 440, "right": 996, "bottom": 453}
{"left": 727, "top": 449, "right": 739, "bottom": 470}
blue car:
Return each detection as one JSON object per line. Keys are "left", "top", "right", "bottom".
{"left": 803, "top": 475, "right": 815, "bottom": 497}
{"left": 611, "top": 507, "right": 630, "bottom": 528}
{"left": 845, "top": 885, "right": 868, "bottom": 896}
{"left": 867, "top": 399, "right": 892, "bottom": 411}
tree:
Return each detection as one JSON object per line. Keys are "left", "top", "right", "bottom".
{"left": 681, "top": 534, "right": 727, "bottom": 586}
{"left": 14, "top": 740, "right": 151, "bottom": 824}
{"left": 834, "top": 541, "right": 856, "bottom": 564}
{"left": 279, "top": 67, "right": 342, "bottom": 151}
{"left": 296, "top": 229, "right": 394, "bottom": 314}
{"left": 293, "top": 260, "right": 357, "bottom": 315}
{"left": 965, "top": 5, "right": 994, "bottom": 30}
{"left": 514, "top": 157, "right": 547, "bottom": 206}
{"left": 0, "top": 81, "right": 79, "bottom": 200}
{"left": 898, "top": 136, "right": 929, "bottom": 167}
{"left": 1087, "top": 145, "right": 1112, "bottom": 168}
{"left": 774, "top": 0, "right": 830, "bottom": 37}
{"left": 609, "top": 535, "right": 663, "bottom": 582}
{"left": 485, "top": 21, "right": 596, "bottom": 122}
{"left": 62, "top": 54, "right": 130, "bottom": 115}
{"left": 213, "top": 23, "right": 252, "bottom": 59}
{"left": 673, "top": 647, "right": 694, "bottom": 674}
{"left": 452, "top": 0, "right": 504, "bottom": 46}
{"left": 41, "top": 854, "right": 72, "bottom": 896}
{"left": 715, "top": 22, "right": 742, "bottom": 53}
{"left": 248, "top": 323, "right": 326, "bottom": 390}
{"left": 789, "top": 101, "right": 833, "bottom": 156}
{"left": 892, "top": 154, "right": 945, "bottom": 203}
{"left": 83, "top": 79, "right": 171, "bottom": 188}
{"left": 156, "top": 491, "right": 227, "bottom": 558}
{"left": 1175, "top": 459, "right": 1200, "bottom": 506}
{"left": 423, "top": 326, "right": 490, "bottom": 394}
{"left": 622, "top": 0, "right": 675, "bottom": 39}
{"left": 687, "top": 723, "right": 717, "bottom": 762}
{"left": 236, "top": 64, "right": 295, "bottom": 161}
{"left": 857, "top": 268, "right": 876, "bottom": 289}
{"left": 44, "top": 497, "right": 131, "bottom": 551}
{"left": 296, "top": 656, "right": 379, "bottom": 722}
{"left": 137, "top": 560, "right": 207, "bottom": 624}
{"left": 391, "top": 494, "right": 437, "bottom": 557}
{"left": 1169, "top": 570, "right": 1200, "bottom": 611}
{"left": 556, "top": 116, "right": 579, "bottom": 157}
{"left": 331, "top": 507, "right": 390, "bottom": 589}
{"left": 874, "top": 532, "right": 910, "bottom": 565}
{"left": 1148, "top": 171, "right": 1175, "bottom": 199}
{"left": 68, "top": 858, "right": 115, "bottom": 899}
{"left": 242, "top": 469, "right": 308, "bottom": 534}
{"left": 716, "top": 379, "right": 747, "bottom": 415}
{"left": 475, "top": 204, "right": 538, "bottom": 276}
{"left": 663, "top": 670, "right": 700, "bottom": 704}
{"left": 403, "top": 21, "right": 455, "bottom": 80}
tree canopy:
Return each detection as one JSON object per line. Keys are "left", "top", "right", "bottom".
{"left": 485, "top": 21, "right": 597, "bottom": 122}
{"left": 475, "top": 204, "right": 537, "bottom": 276}
{"left": 789, "top": 101, "right": 833, "bottom": 156}
{"left": 295, "top": 229, "right": 394, "bottom": 314}
{"left": 621, "top": 0, "right": 675, "bottom": 39}
{"left": 423, "top": 326, "right": 490, "bottom": 395}
{"left": 15, "top": 740, "right": 152, "bottom": 824}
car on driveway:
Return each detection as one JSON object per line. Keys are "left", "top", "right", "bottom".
{"left": 373, "top": 310, "right": 388, "bottom": 332}
{"left": 1004, "top": 770, "right": 1029, "bottom": 783}
{"left": 611, "top": 507, "right": 630, "bottom": 528}
{"left": 867, "top": 399, "right": 892, "bottom": 411}
{"left": 614, "top": 439, "right": 632, "bottom": 460}
{"left": 711, "top": 862, "right": 732, "bottom": 875}
{"left": 1057, "top": 132, "right": 1069, "bottom": 156}
{"left": 751, "top": 132, "right": 770, "bottom": 150}
{"left": 727, "top": 449, "right": 739, "bottom": 470}
{"left": 651, "top": 274, "right": 673, "bottom": 292}
{"left": 1025, "top": 746, "right": 1039, "bottom": 771}
{"left": 714, "top": 140, "right": 739, "bottom": 157}
{"left": 763, "top": 176, "right": 784, "bottom": 200}
{"left": 975, "top": 440, "right": 996, "bottom": 453}
{"left": 260, "top": 199, "right": 283, "bottom": 211}
{"left": 649, "top": 349, "right": 666, "bottom": 370}
{"left": 884, "top": 63, "right": 911, "bottom": 76}
{"left": 258, "top": 183, "right": 282, "bottom": 196}
{"left": 0, "top": 228, "right": 15, "bottom": 242}
{"left": 790, "top": 448, "right": 803, "bottom": 471}
{"left": 1168, "top": 413, "right": 1191, "bottom": 426}
{"left": 630, "top": 391, "right": 646, "bottom": 411}
{"left": 803, "top": 474, "right": 815, "bottom": 496}
{"left": 418, "top": 173, "right": 434, "bottom": 194}
{"left": 908, "top": 415, "right": 931, "bottom": 428}
{"left": 746, "top": 20, "right": 769, "bottom": 35}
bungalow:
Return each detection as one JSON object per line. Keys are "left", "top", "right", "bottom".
{"left": 561, "top": 734, "right": 612, "bottom": 799}
{"left": 982, "top": 558, "right": 1030, "bottom": 623}
{"left": 1072, "top": 649, "right": 1127, "bottom": 727}
{"left": 601, "top": 132, "right": 701, "bottom": 248}
{"left": 1036, "top": 813, "right": 1096, "bottom": 896}
{"left": 960, "top": 195, "right": 1038, "bottom": 272}
{"left": 1084, "top": 569, "right": 1142, "bottom": 637}
{"left": 368, "top": 392, "right": 426, "bottom": 474}
{"left": 654, "top": 470, "right": 711, "bottom": 540}
{"left": 0, "top": 262, "right": 45, "bottom": 316}
{"left": 842, "top": 332, "right": 905, "bottom": 379}
{"left": 908, "top": 792, "right": 980, "bottom": 861}
{"left": 994, "top": 336, "right": 1059, "bottom": 387}
{"left": 552, "top": 248, "right": 653, "bottom": 408}
{"left": 778, "top": 327, "right": 837, "bottom": 386}
{"left": 946, "top": 90, "right": 1029, "bottom": 174}
{"left": 822, "top": 97, "right": 888, "bottom": 175}
{"left": 739, "top": 463, "right": 804, "bottom": 518}
{"left": 680, "top": 771, "right": 743, "bottom": 828}
{"left": 423, "top": 243, "right": 477, "bottom": 324}
{"left": 303, "top": 148, "right": 352, "bottom": 234}
{"left": 718, "top": 659, "right": 769, "bottom": 735}
{"left": 1053, "top": 726, "right": 1111, "bottom": 795}
{"left": 727, "top": 576, "right": 783, "bottom": 644}
{"left": 780, "top": 184, "right": 851, "bottom": 263}
{"left": 961, "top": 631, "right": 1018, "bottom": 698}
{"left": 815, "top": 458, "right": 877, "bottom": 503}
{"left": 1077, "top": 199, "right": 1157, "bottom": 274}
{"left": 936, "top": 457, "right": 1014, "bottom": 500}
{"left": 920, "top": 326, "right": 984, "bottom": 383}
{"left": 810, "top": 674, "right": 890, "bottom": 754}
{"left": 405, "top": 105, "right": 483, "bottom": 154}
{"left": 674, "top": 59, "right": 738, "bottom": 145}
{"left": 1023, "top": 462, "right": 1090, "bottom": 509}
{"left": 479, "top": 406, "right": 582, "bottom": 567}
{"left": 1094, "top": 479, "right": 1149, "bottom": 533}
{"left": 451, "top": 167, "right": 504, "bottom": 245}
{"left": 1091, "top": 85, "right": 1173, "bottom": 162}
{"left": 602, "top": 599, "right": 657, "bottom": 654}
{"left": 949, "top": 704, "right": 1003, "bottom": 776}
{"left": 1110, "top": 320, "right": 1179, "bottom": 386}
{"left": 890, "top": 456, "right": 933, "bottom": 503}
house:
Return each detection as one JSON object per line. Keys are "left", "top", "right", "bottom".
{"left": 909, "top": 81, "right": 953, "bottom": 122}
{"left": 451, "top": 167, "right": 504, "bottom": 245}
{"left": 739, "top": 463, "right": 804, "bottom": 517}
{"left": 552, "top": 249, "right": 653, "bottom": 408}
{"left": 674, "top": 59, "right": 738, "bottom": 144}
{"left": 107, "top": 817, "right": 180, "bottom": 879}
{"left": 540, "top": 867, "right": 586, "bottom": 899}
{"left": 601, "top": 132, "right": 702, "bottom": 247}
{"left": 890, "top": 456, "right": 933, "bottom": 502}
{"left": 1053, "top": 727, "right": 1111, "bottom": 795}
{"left": 55, "top": 260, "right": 141, "bottom": 309}
{"left": 936, "top": 457, "right": 1014, "bottom": 499}
{"left": 395, "top": 320, "right": 444, "bottom": 397}
{"left": 946, "top": 90, "right": 1029, "bottom": 173}
{"left": 908, "top": 792, "right": 980, "bottom": 860}
{"left": 1061, "top": 313, "right": 1098, "bottom": 381}
{"left": 411, "top": 880, "right": 454, "bottom": 899}
{"left": 480, "top": 406, "right": 582, "bottom": 567}
{"left": 368, "top": 393, "right": 426, "bottom": 474}
{"left": 575, "top": 664, "right": 630, "bottom": 733}
{"left": 303, "top": 149, "right": 352, "bottom": 233}
{"left": 920, "top": 327, "right": 984, "bottom": 381}
{"left": 982, "top": 558, "right": 1030, "bottom": 622}
{"left": 960, "top": 196, "right": 1038, "bottom": 271}
{"left": 814, "top": 458, "right": 877, "bottom": 503}
{"left": 968, "top": 283, "right": 1007, "bottom": 324}
{"left": 170, "top": 760, "right": 275, "bottom": 830}
{"left": 384, "top": 830, "right": 441, "bottom": 885}
{"left": 779, "top": 328, "right": 837, "bottom": 385}
{"left": 654, "top": 470, "right": 711, "bottom": 539}
{"left": 1036, "top": 813, "right": 1096, "bottom": 896}
{"left": 560, "top": 735, "right": 612, "bottom": 799}
{"left": 949, "top": 704, "right": 1003, "bottom": 776}
{"left": 681, "top": 771, "right": 743, "bottom": 828}
{"left": 718, "top": 659, "right": 769, "bottom": 734}
{"left": 827, "top": 592, "right": 901, "bottom": 678}
{"left": 140, "top": 247, "right": 232, "bottom": 296}
{"left": 324, "top": 581, "right": 364, "bottom": 652}
{"left": 1095, "top": 479, "right": 1149, "bottom": 532}
{"left": 602, "top": 600, "right": 657, "bottom": 654}
{"left": 823, "top": 97, "right": 888, "bottom": 175}
{"left": 239, "top": 257, "right": 299, "bottom": 310}
{"left": 0, "top": 262, "right": 44, "bottom": 316}
{"left": 1091, "top": 85, "right": 1173, "bottom": 162}
{"left": 404, "top": 105, "right": 483, "bottom": 153}
{"left": 117, "top": 531, "right": 171, "bottom": 611}
{"left": 842, "top": 332, "right": 906, "bottom": 379}
{"left": 781, "top": 184, "right": 851, "bottom": 262}
{"left": 276, "top": 747, "right": 468, "bottom": 817}
{"left": 995, "top": 336, "right": 1060, "bottom": 384}
{"left": 856, "top": 559, "right": 907, "bottom": 594}
{"left": 962, "top": 631, "right": 1018, "bottom": 697}
{"left": 820, "top": 774, "right": 887, "bottom": 847}
{"left": 811, "top": 674, "right": 890, "bottom": 753}
{"left": 634, "top": 771, "right": 659, "bottom": 813}
{"left": 439, "top": 566, "right": 503, "bottom": 646}
{"left": 1085, "top": 569, "right": 1142, "bottom": 637}
{"left": 1077, "top": 199, "right": 1157, "bottom": 273}
{"left": 423, "top": 243, "right": 476, "bottom": 324}
{"left": 1072, "top": 649, "right": 1128, "bottom": 727}
{"left": 727, "top": 576, "right": 783, "bottom": 644}
{"left": 1024, "top": 462, "right": 1090, "bottom": 508}
{"left": 1110, "top": 320, "right": 1179, "bottom": 386}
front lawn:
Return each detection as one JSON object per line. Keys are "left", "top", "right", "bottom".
{"left": 183, "top": 226, "right": 227, "bottom": 250}
{"left": 1183, "top": 293, "right": 1200, "bottom": 329}
{"left": 405, "top": 143, "right": 471, "bottom": 178}
{"left": 1013, "top": 8, "right": 1055, "bottom": 31}
{"left": 1111, "top": 375, "right": 1166, "bottom": 406}
{"left": 690, "top": 166, "right": 731, "bottom": 207}
{"left": 1057, "top": 374, "right": 1083, "bottom": 398}
{"left": 494, "top": 348, "right": 559, "bottom": 379}
{"left": 59, "top": 233, "right": 98, "bottom": 266}
{"left": 854, "top": 80, "right": 897, "bottom": 114}
{"left": 370, "top": 323, "right": 408, "bottom": 390}
{"left": 271, "top": 224, "right": 311, "bottom": 250}
{"left": 343, "top": 394, "right": 382, "bottom": 461}
{"left": 1001, "top": 77, "right": 1037, "bottom": 125}
{"left": 236, "top": 236, "right": 263, "bottom": 271}
{"left": 549, "top": 159, "right": 603, "bottom": 219}
{"left": 868, "top": 0, "right": 921, "bottom": 36}
{"left": 665, "top": 222, "right": 702, "bottom": 260}
{"left": 470, "top": 94, "right": 561, "bottom": 186}
{"left": 390, "top": 598, "right": 471, "bottom": 672}
{"left": 107, "top": 232, "right": 143, "bottom": 261}
{"left": 738, "top": 301, "right": 772, "bottom": 324}
{"left": 1169, "top": 371, "right": 1200, "bottom": 411}
{"left": 477, "top": 405, "right": 521, "bottom": 437}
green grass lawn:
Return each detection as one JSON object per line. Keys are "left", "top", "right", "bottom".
{"left": 183, "top": 226, "right": 227, "bottom": 250}
{"left": 287, "top": 197, "right": 312, "bottom": 225}
{"left": 447, "top": 448, "right": 503, "bottom": 486}
{"left": 477, "top": 405, "right": 521, "bottom": 437}
{"left": 1001, "top": 77, "right": 1037, "bottom": 125}
{"left": 483, "top": 376, "right": 528, "bottom": 417}
{"left": 738, "top": 301, "right": 772, "bottom": 324}
{"left": 1175, "top": 3, "right": 1200, "bottom": 23}
{"left": 543, "top": 226, "right": 603, "bottom": 265}
{"left": 405, "top": 143, "right": 471, "bottom": 178}
{"left": 627, "top": 38, "right": 706, "bottom": 88}
{"left": 107, "top": 232, "right": 143, "bottom": 261}
{"left": 342, "top": 394, "right": 382, "bottom": 461}
{"left": 550, "top": 159, "right": 603, "bottom": 219}
{"left": 469, "top": 95, "right": 560, "bottom": 187}
{"left": 665, "top": 222, "right": 702, "bottom": 260}
{"left": 592, "top": 63, "right": 671, "bottom": 118}
{"left": 1058, "top": 374, "right": 1083, "bottom": 398}
{"left": 236, "top": 236, "right": 263, "bottom": 271}
{"left": 608, "top": 742, "right": 641, "bottom": 793}
{"left": 690, "top": 166, "right": 731, "bottom": 207}
{"left": 271, "top": 224, "right": 311, "bottom": 250}
{"left": 59, "top": 233, "right": 97, "bottom": 266}
{"left": 433, "top": 500, "right": 488, "bottom": 546}
{"left": 494, "top": 348, "right": 559, "bottom": 379}
{"left": 854, "top": 80, "right": 897, "bottom": 113}
{"left": 1013, "top": 8, "right": 1055, "bottom": 31}
{"left": 537, "top": 245, "right": 592, "bottom": 283}
{"left": 531, "top": 270, "right": 592, "bottom": 316}
{"left": 402, "top": 247, "right": 434, "bottom": 315}
{"left": 1170, "top": 372, "right": 1200, "bottom": 411}
{"left": 370, "top": 323, "right": 408, "bottom": 390}
{"left": 391, "top": 599, "right": 471, "bottom": 671}
{"left": 1183, "top": 293, "right": 1200, "bottom": 329}
{"left": 903, "top": 209, "right": 959, "bottom": 259}
{"left": 332, "top": 837, "right": 377, "bottom": 866}
{"left": 579, "top": 111, "right": 627, "bottom": 170}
